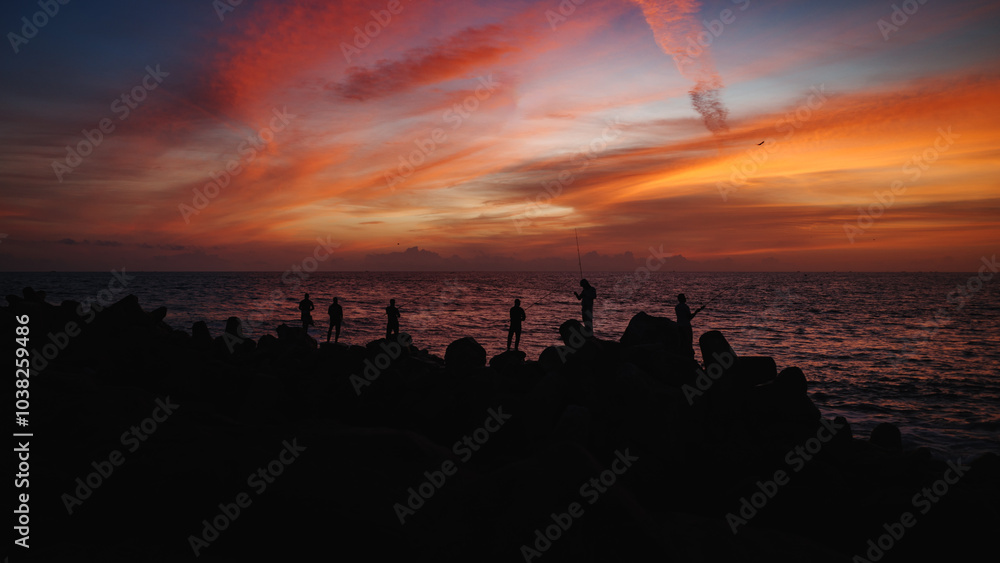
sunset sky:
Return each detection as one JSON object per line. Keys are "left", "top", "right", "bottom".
{"left": 1, "top": 0, "right": 998, "bottom": 271}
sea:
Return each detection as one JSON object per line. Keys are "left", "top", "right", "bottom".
{"left": 3, "top": 271, "right": 999, "bottom": 460}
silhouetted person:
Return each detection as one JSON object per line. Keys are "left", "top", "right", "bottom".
{"left": 675, "top": 293, "right": 704, "bottom": 358}
{"left": 327, "top": 297, "right": 343, "bottom": 343}
{"left": 299, "top": 293, "right": 315, "bottom": 330}
{"left": 385, "top": 298, "right": 400, "bottom": 339}
{"left": 508, "top": 298, "right": 526, "bottom": 351}
{"left": 574, "top": 279, "right": 596, "bottom": 335}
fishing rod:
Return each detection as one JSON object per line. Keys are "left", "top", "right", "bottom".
{"left": 523, "top": 286, "right": 562, "bottom": 311}
{"left": 695, "top": 287, "right": 730, "bottom": 315}
{"left": 575, "top": 228, "right": 584, "bottom": 279}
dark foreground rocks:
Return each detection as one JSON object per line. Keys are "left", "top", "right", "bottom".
{"left": 5, "top": 290, "right": 999, "bottom": 562}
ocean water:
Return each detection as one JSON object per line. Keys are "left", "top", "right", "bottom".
{"left": 4, "top": 271, "right": 999, "bottom": 460}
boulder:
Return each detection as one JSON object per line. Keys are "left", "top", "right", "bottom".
{"left": 489, "top": 350, "right": 526, "bottom": 376}
{"left": 699, "top": 330, "right": 737, "bottom": 368}
{"left": 620, "top": 312, "right": 679, "bottom": 352}
{"left": 871, "top": 422, "right": 903, "bottom": 452}
{"left": 445, "top": 337, "right": 486, "bottom": 372}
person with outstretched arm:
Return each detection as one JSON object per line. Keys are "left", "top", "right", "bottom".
{"left": 574, "top": 279, "right": 596, "bottom": 335}
{"left": 675, "top": 293, "right": 705, "bottom": 358}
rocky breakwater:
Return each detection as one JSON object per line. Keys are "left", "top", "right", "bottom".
{"left": 4, "top": 288, "right": 998, "bottom": 562}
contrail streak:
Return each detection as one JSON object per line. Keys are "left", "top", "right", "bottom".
{"left": 629, "top": 0, "right": 730, "bottom": 134}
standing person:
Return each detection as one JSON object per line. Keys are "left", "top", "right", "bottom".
{"left": 574, "top": 279, "right": 596, "bottom": 335}
{"left": 299, "top": 293, "right": 315, "bottom": 331}
{"left": 508, "top": 298, "right": 526, "bottom": 351}
{"left": 675, "top": 293, "right": 705, "bottom": 358}
{"left": 327, "top": 297, "right": 343, "bottom": 343}
{"left": 385, "top": 298, "right": 401, "bottom": 340}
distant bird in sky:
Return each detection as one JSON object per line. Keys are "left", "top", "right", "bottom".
{"left": 757, "top": 141, "right": 765, "bottom": 145}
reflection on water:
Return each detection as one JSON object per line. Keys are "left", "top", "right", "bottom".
{"left": 3, "top": 271, "right": 998, "bottom": 459}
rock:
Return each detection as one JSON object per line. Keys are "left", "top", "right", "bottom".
{"left": 275, "top": 323, "right": 318, "bottom": 349}
{"left": 191, "top": 321, "right": 212, "bottom": 351}
{"left": 871, "top": 422, "right": 902, "bottom": 452}
{"left": 216, "top": 316, "right": 255, "bottom": 356}
{"left": 729, "top": 356, "right": 778, "bottom": 389}
{"left": 775, "top": 366, "right": 808, "bottom": 393}
{"left": 101, "top": 294, "right": 149, "bottom": 328}
{"left": 699, "top": 330, "right": 737, "bottom": 367}
{"left": 445, "top": 336, "right": 486, "bottom": 373}
{"left": 620, "top": 312, "right": 679, "bottom": 352}
{"left": 364, "top": 333, "right": 412, "bottom": 362}
{"left": 192, "top": 321, "right": 211, "bottom": 341}
{"left": 257, "top": 333, "right": 279, "bottom": 351}
{"left": 150, "top": 306, "right": 168, "bottom": 323}
{"left": 489, "top": 350, "right": 526, "bottom": 377}
{"left": 622, "top": 343, "right": 699, "bottom": 386}
{"left": 225, "top": 316, "right": 244, "bottom": 337}
{"left": 10, "top": 286, "right": 999, "bottom": 562}
{"left": 444, "top": 336, "right": 486, "bottom": 372}
{"left": 834, "top": 416, "right": 852, "bottom": 441}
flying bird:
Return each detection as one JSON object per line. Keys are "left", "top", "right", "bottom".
{"left": 757, "top": 141, "right": 765, "bottom": 145}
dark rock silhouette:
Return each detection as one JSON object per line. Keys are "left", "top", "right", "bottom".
{"left": 871, "top": 422, "right": 903, "bottom": 452}
{"left": 445, "top": 336, "right": 486, "bottom": 373}
{"left": 2, "top": 288, "right": 997, "bottom": 562}
{"left": 621, "top": 311, "right": 680, "bottom": 351}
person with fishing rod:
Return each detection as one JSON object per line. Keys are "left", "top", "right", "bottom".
{"left": 507, "top": 298, "right": 526, "bottom": 351}
{"left": 575, "top": 279, "right": 597, "bottom": 336}
{"left": 571, "top": 229, "right": 597, "bottom": 335}
{"left": 675, "top": 293, "right": 706, "bottom": 358}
